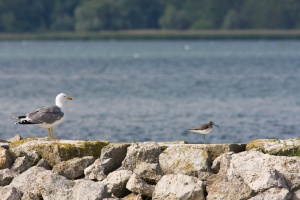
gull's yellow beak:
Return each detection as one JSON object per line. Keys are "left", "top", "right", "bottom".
{"left": 67, "top": 97, "right": 73, "bottom": 100}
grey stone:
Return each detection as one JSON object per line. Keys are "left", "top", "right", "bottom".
{"left": 7, "top": 135, "right": 22, "bottom": 143}
{"left": 21, "top": 192, "right": 40, "bottom": 200}
{"left": 153, "top": 174, "right": 205, "bottom": 200}
{"left": 85, "top": 143, "right": 129, "bottom": 181}
{"left": 84, "top": 159, "right": 106, "bottom": 181}
{"left": 100, "top": 143, "right": 130, "bottom": 173}
{"left": 0, "top": 186, "right": 22, "bottom": 200}
{"left": 159, "top": 145, "right": 211, "bottom": 177}
{"left": 37, "top": 170, "right": 75, "bottom": 200}
{"left": 126, "top": 173, "right": 155, "bottom": 197}
{"left": 247, "top": 138, "right": 300, "bottom": 156}
{"left": 207, "top": 150, "right": 300, "bottom": 199}
{"left": 71, "top": 179, "right": 109, "bottom": 200}
{"left": 122, "top": 193, "right": 140, "bottom": 200}
{"left": 10, "top": 156, "right": 32, "bottom": 174}
{"left": 36, "top": 158, "right": 51, "bottom": 170}
{"left": 0, "top": 147, "right": 13, "bottom": 169}
{"left": 0, "top": 169, "right": 15, "bottom": 186}
{"left": 52, "top": 156, "right": 95, "bottom": 179}
{"left": 102, "top": 170, "right": 133, "bottom": 198}
{"left": 250, "top": 188, "right": 292, "bottom": 200}
{"left": 9, "top": 138, "right": 109, "bottom": 167}
{"left": 133, "top": 162, "right": 163, "bottom": 184}
{"left": 121, "top": 142, "right": 162, "bottom": 171}
{"left": 10, "top": 166, "right": 49, "bottom": 195}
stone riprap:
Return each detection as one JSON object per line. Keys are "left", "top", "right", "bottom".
{"left": 0, "top": 136, "right": 300, "bottom": 199}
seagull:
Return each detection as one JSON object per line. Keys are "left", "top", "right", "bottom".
{"left": 14, "top": 93, "right": 73, "bottom": 139}
{"left": 189, "top": 121, "right": 219, "bottom": 144}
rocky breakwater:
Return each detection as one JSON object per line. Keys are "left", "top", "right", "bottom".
{"left": 0, "top": 136, "right": 300, "bottom": 199}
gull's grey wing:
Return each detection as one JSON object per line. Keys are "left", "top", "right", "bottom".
{"left": 27, "top": 105, "right": 64, "bottom": 124}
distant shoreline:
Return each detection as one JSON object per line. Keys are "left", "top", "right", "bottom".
{"left": 1, "top": 30, "right": 300, "bottom": 40}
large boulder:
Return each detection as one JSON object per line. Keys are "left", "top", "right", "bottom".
{"left": 10, "top": 156, "right": 33, "bottom": 174}
{"left": 159, "top": 145, "right": 211, "bottom": 177}
{"left": 10, "top": 166, "right": 49, "bottom": 195}
{"left": 121, "top": 142, "right": 162, "bottom": 171}
{"left": 207, "top": 150, "right": 300, "bottom": 199}
{"left": 102, "top": 170, "right": 133, "bottom": 198}
{"left": 249, "top": 188, "right": 291, "bottom": 200}
{"left": 247, "top": 138, "right": 300, "bottom": 156}
{"left": 0, "top": 186, "right": 22, "bottom": 200}
{"left": 37, "top": 170, "right": 76, "bottom": 200}
{"left": 52, "top": 156, "right": 95, "bottom": 179}
{"left": 126, "top": 173, "right": 155, "bottom": 197}
{"left": 85, "top": 143, "right": 129, "bottom": 181}
{"left": 0, "top": 169, "right": 15, "bottom": 186}
{"left": 10, "top": 138, "right": 109, "bottom": 167}
{"left": 153, "top": 174, "right": 205, "bottom": 200}
{"left": 70, "top": 180, "right": 109, "bottom": 200}
{"left": 0, "top": 147, "right": 13, "bottom": 169}
{"left": 133, "top": 162, "right": 163, "bottom": 184}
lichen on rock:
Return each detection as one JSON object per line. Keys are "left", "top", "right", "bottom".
{"left": 10, "top": 138, "right": 110, "bottom": 167}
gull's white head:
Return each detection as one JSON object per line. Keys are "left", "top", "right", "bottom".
{"left": 56, "top": 93, "right": 73, "bottom": 107}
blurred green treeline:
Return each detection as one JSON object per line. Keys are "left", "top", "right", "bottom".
{"left": 1, "top": 0, "right": 300, "bottom": 32}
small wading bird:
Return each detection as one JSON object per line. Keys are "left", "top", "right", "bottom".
{"left": 189, "top": 121, "right": 219, "bottom": 144}
{"left": 14, "top": 93, "right": 73, "bottom": 139}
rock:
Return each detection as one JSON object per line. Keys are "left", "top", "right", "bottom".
{"left": 157, "top": 141, "right": 189, "bottom": 147}
{"left": 126, "top": 173, "right": 155, "bottom": 197}
{"left": 53, "top": 156, "right": 95, "bottom": 179}
{"left": 207, "top": 150, "right": 300, "bottom": 199}
{"left": 159, "top": 145, "right": 211, "bottom": 177}
{"left": 0, "top": 186, "right": 22, "bottom": 200}
{"left": 21, "top": 192, "right": 40, "bottom": 200}
{"left": 228, "top": 151, "right": 291, "bottom": 191}
{"left": 36, "top": 158, "right": 51, "bottom": 170}
{"left": 85, "top": 143, "right": 129, "bottom": 181}
{"left": 102, "top": 170, "right": 133, "bottom": 198}
{"left": 10, "top": 156, "right": 32, "bottom": 174}
{"left": 10, "top": 138, "right": 109, "bottom": 167}
{"left": 10, "top": 166, "right": 49, "bottom": 195}
{"left": 207, "top": 175, "right": 254, "bottom": 200}
{"left": 37, "top": 170, "right": 75, "bottom": 200}
{"left": 121, "top": 142, "right": 162, "bottom": 171}
{"left": 0, "top": 147, "right": 13, "bottom": 169}
{"left": 84, "top": 159, "right": 106, "bottom": 181}
{"left": 99, "top": 143, "right": 129, "bottom": 173}
{"left": 122, "top": 193, "right": 141, "bottom": 200}
{"left": 249, "top": 188, "right": 291, "bottom": 200}
{"left": 71, "top": 180, "right": 109, "bottom": 200}
{"left": 0, "top": 169, "right": 15, "bottom": 186}
{"left": 153, "top": 174, "right": 205, "bottom": 200}
{"left": 7, "top": 135, "right": 22, "bottom": 143}
{"left": 134, "top": 162, "right": 163, "bottom": 184}
{"left": 247, "top": 138, "right": 300, "bottom": 156}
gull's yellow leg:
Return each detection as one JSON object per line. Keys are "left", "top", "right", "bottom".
{"left": 48, "top": 128, "right": 51, "bottom": 137}
{"left": 51, "top": 127, "right": 55, "bottom": 139}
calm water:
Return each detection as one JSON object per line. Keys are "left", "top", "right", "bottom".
{"left": 0, "top": 40, "right": 300, "bottom": 144}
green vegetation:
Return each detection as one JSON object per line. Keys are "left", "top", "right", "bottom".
{"left": 0, "top": 0, "right": 300, "bottom": 34}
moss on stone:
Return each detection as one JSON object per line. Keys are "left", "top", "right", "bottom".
{"left": 9, "top": 137, "right": 38, "bottom": 149}
{"left": 9, "top": 138, "right": 110, "bottom": 166}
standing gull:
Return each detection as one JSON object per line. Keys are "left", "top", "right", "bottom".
{"left": 189, "top": 121, "right": 219, "bottom": 144}
{"left": 14, "top": 93, "right": 73, "bottom": 139}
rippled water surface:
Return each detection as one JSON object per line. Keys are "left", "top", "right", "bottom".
{"left": 0, "top": 40, "right": 300, "bottom": 143}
